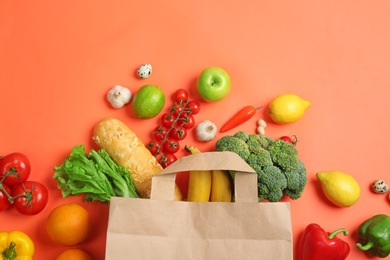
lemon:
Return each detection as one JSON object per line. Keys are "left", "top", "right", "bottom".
{"left": 316, "top": 171, "right": 361, "bottom": 207}
{"left": 268, "top": 94, "right": 310, "bottom": 124}
{"left": 132, "top": 85, "right": 165, "bottom": 119}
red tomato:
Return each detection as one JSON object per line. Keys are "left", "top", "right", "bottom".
{"left": 175, "top": 171, "right": 190, "bottom": 199}
{"left": 156, "top": 153, "right": 177, "bottom": 168}
{"left": 279, "top": 135, "right": 298, "bottom": 145}
{"left": 152, "top": 125, "right": 167, "bottom": 140}
{"left": 173, "top": 89, "right": 189, "bottom": 103}
{"left": 0, "top": 152, "right": 31, "bottom": 186}
{"left": 169, "top": 127, "right": 187, "bottom": 141}
{"left": 12, "top": 181, "right": 48, "bottom": 215}
{"left": 171, "top": 102, "right": 185, "bottom": 116}
{"left": 161, "top": 113, "right": 176, "bottom": 128}
{"left": 163, "top": 140, "right": 180, "bottom": 154}
{"left": 0, "top": 183, "right": 12, "bottom": 211}
{"left": 146, "top": 139, "right": 162, "bottom": 155}
{"left": 279, "top": 136, "right": 292, "bottom": 143}
{"left": 185, "top": 100, "right": 201, "bottom": 115}
{"left": 178, "top": 114, "right": 195, "bottom": 129}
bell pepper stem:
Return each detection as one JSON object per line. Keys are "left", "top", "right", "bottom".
{"left": 2, "top": 241, "right": 17, "bottom": 259}
{"left": 356, "top": 241, "right": 374, "bottom": 251}
{"left": 328, "top": 228, "right": 349, "bottom": 239}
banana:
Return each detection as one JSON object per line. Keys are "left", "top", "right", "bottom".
{"left": 185, "top": 145, "right": 211, "bottom": 202}
{"left": 210, "top": 170, "right": 232, "bottom": 202}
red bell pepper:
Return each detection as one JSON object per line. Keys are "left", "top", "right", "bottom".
{"left": 298, "top": 223, "right": 350, "bottom": 260}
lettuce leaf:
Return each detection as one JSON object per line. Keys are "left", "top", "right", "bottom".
{"left": 54, "top": 145, "right": 139, "bottom": 203}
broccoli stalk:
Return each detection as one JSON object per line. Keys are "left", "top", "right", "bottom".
{"left": 215, "top": 132, "right": 307, "bottom": 202}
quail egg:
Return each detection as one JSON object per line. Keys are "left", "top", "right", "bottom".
{"left": 372, "top": 180, "right": 389, "bottom": 194}
{"left": 137, "top": 64, "right": 152, "bottom": 79}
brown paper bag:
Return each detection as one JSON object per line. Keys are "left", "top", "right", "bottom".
{"left": 105, "top": 151, "right": 293, "bottom": 260}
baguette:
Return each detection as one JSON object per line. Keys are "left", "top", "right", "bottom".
{"left": 92, "top": 117, "right": 182, "bottom": 200}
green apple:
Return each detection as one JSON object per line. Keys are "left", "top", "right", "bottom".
{"left": 196, "top": 67, "right": 231, "bottom": 102}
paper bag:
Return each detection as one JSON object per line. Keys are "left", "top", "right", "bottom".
{"left": 105, "top": 151, "right": 293, "bottom": 260}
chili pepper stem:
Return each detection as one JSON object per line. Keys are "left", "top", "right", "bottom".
{"left": 356, "top": 241, "right": 374, "bottom": 251}
{"left": 328, "top": 228, "right": 349, "bottom": 239}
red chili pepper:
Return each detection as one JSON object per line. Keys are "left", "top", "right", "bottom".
{"left": 220, "top": 105, "right": 262, "bottom": 133}
{"left": 298, "top": 223, "right": 350, "bottom": 260}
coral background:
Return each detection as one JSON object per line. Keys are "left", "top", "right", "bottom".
{"left": 1, "top": 1, "right": 390, "bottom": 259}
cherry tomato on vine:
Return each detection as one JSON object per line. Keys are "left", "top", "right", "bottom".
{"left": 12, "top": 181, "right": 49, "bottom": 215}
{"left": 163, "top": 140, "right": 180, "bottom": 154}
{"left": 156, "top": 153, "right": 177, "bottom": 168}
{"left": 169, "top": 126, "right": 187, "bottom": 141}
{"left": 173, "top": 89, "right": 189, "bottom": 103}
{"left": 0, "top": 152, "right": 31, "bottom": 186}
{"left": 152, "top": 126, "right": 168, "bottom": 140}
{"left": 146, "top": 139, "right": 162, "bottom": 155}
{"left": 161, "top": 113, "right": 176, "bottom": 128}
{"left": 178, "top": 114, "right": 195, "bottom": 129}
{"left": 0, "top": 183, "right": 12, "bottom": 211}
{"left": 185, "top": 100, "right": 201, "bottom": 115}
{"left": 170, "top": 102, "right": 185, "bottom": 116}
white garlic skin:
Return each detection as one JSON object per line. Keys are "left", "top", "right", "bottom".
{"left": 196, "top": 120, "right": 217, "bottom": 142}
{"left": 106, "top": 85, "right": 132, "bottom": 109}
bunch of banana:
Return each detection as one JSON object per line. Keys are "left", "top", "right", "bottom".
{"left": 185, "top": 145, "right": 232, "bottom": 202}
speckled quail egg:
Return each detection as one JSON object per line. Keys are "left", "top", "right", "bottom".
{"left": 372, "top": 180, "right": 389, "bottom": 194}
{"left": 137, "top": 64, "right": 152, "bottom": 78}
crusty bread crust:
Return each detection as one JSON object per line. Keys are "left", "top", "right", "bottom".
{"left": 93, "top": 117, "right": 163, "bottom": 198}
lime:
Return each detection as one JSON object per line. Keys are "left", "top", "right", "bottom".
{"left": 132, "top": 85, "right": 165, "bottom": 119}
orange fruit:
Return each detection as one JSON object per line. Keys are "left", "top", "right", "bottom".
{"left": 46, "top": 203, "right": 91, "bottom": 246}
{"left": 56, "top": 249, "right": 92, "bottom": 260}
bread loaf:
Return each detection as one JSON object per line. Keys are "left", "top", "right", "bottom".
{"left": 93, "top": 117, "right": 182, "bottom": 200}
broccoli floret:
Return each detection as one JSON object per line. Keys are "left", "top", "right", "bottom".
{"left": 215, "top": 136, "right": 250, "bottom": 161}
{"left": 284, "top": 160, "right": 307, "bottom": 200}
{"left": 263, "top": 136, "right": 275, "bottom": 147}
{"left": 215, "top": 131, "right": 307, "bottom": 202}
{"left": 268, "top": 140, "right": 299, "bottom": 172}
{"left": 246, "top": 148, "right": 273, "bottom": 169}
{"left": 267, "top": 189, "right": 284, "bottom": 203}
{"left": 247, "top": 134, "right": 273, "bottom": 150}
{"left": 257, "top": 166, "right": 287, "bottom": 202}
{"left": 233, "top": 131, "right": 250, "bottom": 142}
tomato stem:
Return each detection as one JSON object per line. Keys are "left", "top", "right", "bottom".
{"left": 0, "top": 170, "right": 33, "bottom": 205}
{"left": 0, "top": 169, "right": 21, "bottom": 203}
{"left": 0, "top": 182, "right": 14, "bottom": 203}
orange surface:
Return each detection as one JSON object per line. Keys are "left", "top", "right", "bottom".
{"left": 1, "top": 1, "right": 390, "bottom": 259}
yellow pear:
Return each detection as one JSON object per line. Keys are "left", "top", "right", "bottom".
{"left": 316, "top": 170, "right": 361, "bottom": 207}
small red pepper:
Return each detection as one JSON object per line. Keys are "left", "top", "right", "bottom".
{"left": 220, "top": 105, "right": 262, "bottom": 133}
{"left": 298, "top": 223, "right": 350, "bottom": 260}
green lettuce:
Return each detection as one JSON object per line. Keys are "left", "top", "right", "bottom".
{"left": 54, "top": 145, "right": 139, "bottom": 203}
